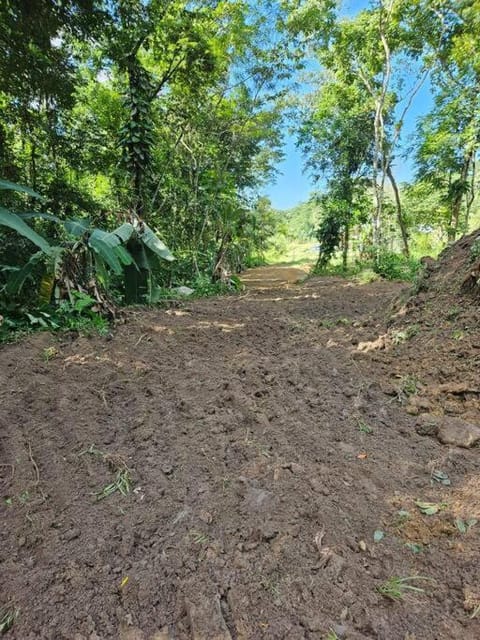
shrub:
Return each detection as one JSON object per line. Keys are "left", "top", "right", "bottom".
{"left": 373, "top": 251, "right": 420, "bottom": 281}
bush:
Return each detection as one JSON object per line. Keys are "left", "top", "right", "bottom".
{"left": 373, "top": 251, "right": 420, "bottom": 281}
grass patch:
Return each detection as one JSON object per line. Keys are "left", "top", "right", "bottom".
{"left": 0, "top": 605, "right": 19, "bottom": 633}
{"left": 95, "top": 468, "right": 132, "bottom": 501}
{"left": 358, "top": 419, "right": 373, "bottom": 434}
{"left": 79, "top": 444, "right": 133, "bottom": 501}
{"left": 377, "top": 575, "right": 431, "bottom": 600}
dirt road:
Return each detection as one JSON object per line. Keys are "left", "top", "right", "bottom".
{"left": 1, "top": 272, "right": 478, "bottom": 639}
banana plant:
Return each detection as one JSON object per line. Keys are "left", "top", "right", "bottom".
{"left": 0, "top": 179, "right": 174, "bottom": 308}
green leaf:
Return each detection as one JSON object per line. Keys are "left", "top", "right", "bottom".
{"left": 88, "top": 229, "right": 133, "bottom": 275}
{"left": 138, "top": 223, "right": 174, "bottom": 261}
{"left": 88, "top": 230, "right": 123, "bottom": 274}
{"left": 405, "top": 542, "right": 423, "bottom": 554}
{"left": 6, "top": 251, "right": 44, "bottom": 295}
{"left": 415, "top": 500, "right": 446, "bottom": 516}
{"left": 432, "top": 470, "right": 451, "bottom": 486}
{"left": 455, "top": 518, "right": 467, "bottom": 534}
{"left": 0, "top": 178, "right": 42, "bottom": 199}
{"left": 18, "top": 211, "right": 61, "bottom": 223}
{"left": 64, "top": 218, "right": 91, "bottom": 237}
{"left": 112, "top": 222, "right": 135, "bottom": 243}
{"left": 93, "top": 252, "right": 109, "bottom": 285}
{"left": 0, "top": 206, "right": 52, "bottom": 253}
{"left": 455, "top": 517, "right": 478, "bottom": 533}
{"left": 373, "top": 530, "right": 385, "bottom": 542}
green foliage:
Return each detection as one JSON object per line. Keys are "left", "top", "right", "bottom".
{"left": 0, "top": 179, "right": 174, "bottom": 311}
{"left": 373, "top": 251, "right": 420, "bottom": 281}
{"left": 377, "top": 575, "right": 431, "bottom": 601}
{"left": 470, "top": 238, "right": 480, "bottom": 262}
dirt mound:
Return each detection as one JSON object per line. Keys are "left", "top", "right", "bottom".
{"left": 1, "top": 275, "right": 479, "bottom": 639}
{"left": 363, "top": 230, "right": 480, "bottom": 424}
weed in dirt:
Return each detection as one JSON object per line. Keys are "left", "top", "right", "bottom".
{"left": 397, "top": 374, "right": 420, "bottom": 399}
{"left": 320, "top": 318, "right": 335, "bottom": 329}
{"left": 377, "top": 575, "right": 431, "bottom": 601}
{"left": 221, "top": 477, "right": 232, "bottom": 494}
{"left": 42, "top": 346, "right": 58, "bottom": 363}
{"left": 358, "top": 419, "right": 373, "bottom": 434}
{"left": 393, "top": 509, "right": 411, "bottom": 528}
{"left": 454, "top": 518, "right": 477, "bottom": 534}
{"left": 18, "top": 490, "right": 30, "bottom": 505}
{"left": 244, "top": 429, "right": 272, "bottom": 458}
{"left": 80, "top": 444, "right": 133, "bottom": 501}
{"left": 415, "top": 500, "right": 447, "bottom": 516}
{"left": 79, "top": 444, "right": 106, "bottom": 459}
{"left": 470, "top": 238, "right": 480, "bottom": 262}
{"left": 446, "top": 305, "right": 461, "bottom": 321}
{"left": 326, "top": 630, "right": 339, "bottom": 640}
{"left": 260, "top": 576, "right": 281, "bottom": 600}
{"left": 391, "top": 325, "right": 420, "bottom": 345}
{"left": 452, "top": 329, "right": 465, "bottom": 340}
{"left": 288, "top": 321, "right": 304, "bottom": 333}
{"left": 190, "top": 530, "right": 209, "bottom": 545}
{"left": 405, "top": 542, "right": 424, "bottom": 554}
{"left": 472, "top": 604, "right": 480, "bottom": 619}
{"left": 95, "top": 469, "right": 132, "bottom": 501}
{"left": 0, "top": 605, "right": 19, "bottom": 633}
{"left": 431, "top": 470, "right": 451, "bottom": 486}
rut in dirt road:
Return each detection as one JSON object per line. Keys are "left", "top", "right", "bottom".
{"left": 1, "top": 273, "right": 479, "bottom": 640}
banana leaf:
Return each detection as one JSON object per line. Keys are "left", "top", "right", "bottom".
{"left": 0, "top": 179, "right": 42, "bottom": 199}
{"left": 88, "top": 229, "right": 133, "bottom": 275}
{"left": 0, "top": 206, "right": 52, "bottom": 253}
{"left": 138, "top": 223, "right": 174, "bottom": 261}
{"left": 113, "top": 222, "right": 135, "bottom": 243}
{"left": 5, "top": 252, "right": 44, "bottom": 295}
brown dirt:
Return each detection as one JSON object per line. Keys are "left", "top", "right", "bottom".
{"left": 1, "top": 258, "right": 479, "bottom": 640}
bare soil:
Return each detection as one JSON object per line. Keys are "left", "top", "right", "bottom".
{"left": 1, "top": 249, "right": 479, "bottom": 639}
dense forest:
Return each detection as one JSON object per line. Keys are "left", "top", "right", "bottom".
{"left": 1, "top": 0, "right": 479, "bottom": 336}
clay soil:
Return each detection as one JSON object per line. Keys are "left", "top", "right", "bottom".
{"left": 1, "top": 258, "right": 479, "bottom": 639}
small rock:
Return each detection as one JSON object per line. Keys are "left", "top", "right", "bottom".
{"left": 443, "top": 401, "right": 463, "bottom": 415}
{"left": 415, "top": 414, "right": 440, "bottom": 436}
{"left": 409, "top": 396, "right": 434, "bottom": 412}
{"left": 406, "top": 404, "right": 419, "bottom": 416}
{"left": 358, "top": 540, "right": 367, "bottom": 552}
{"left": 379, "top": 382, "right": 397, "bottom": 396}
{"left": 437, "top": 418, "right": 480, "bottom": 448}
{"left": 260, "top": 524, "right": 278, "bottom": 542}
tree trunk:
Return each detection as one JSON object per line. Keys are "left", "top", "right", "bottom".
{"left": 449, "top": 153, "right": 472, "bottom": 241}
{"left": 386, "top": 165, "right": 409, "bottom": 257}
{"left": 342, "top": 223, "right": 349, "bottom": 269}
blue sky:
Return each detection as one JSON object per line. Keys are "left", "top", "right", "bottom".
{"left": 263, "top": 0, "right": 434, "bottom": 210}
